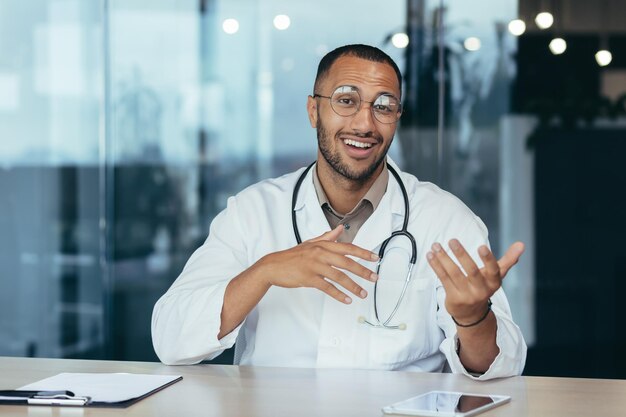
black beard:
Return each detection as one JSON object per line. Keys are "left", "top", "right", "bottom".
{"left": 316, "top": 117, "right": 390, "bottom": 185}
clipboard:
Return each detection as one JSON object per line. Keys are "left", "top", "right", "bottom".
{"left": 0, "top": 373, "right": 182, "bottom": 408}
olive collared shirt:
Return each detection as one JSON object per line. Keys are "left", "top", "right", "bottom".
{"left": 312, "top": 164, "right": 389, "bottom": 243}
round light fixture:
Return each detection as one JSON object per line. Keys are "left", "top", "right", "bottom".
{"left": 281, "top": 58, "right": 295, "bottom": 72}
{"left": 391, "top": 33, "right": 409, "bottom": 49}
{"left": 222, "top": 18, "right": 239, "bottom": 35}
{"left": 549, "top": 38, "right": 567, "bottom": 55}
{"left": 508, "top": 19, "right": 526, "bottom": 36}
{"left": 464, "top": 37, "right": 481, "bottom": 52}
{"left": 535, "top": 12, "right": 554, "bottom": 30}
{"left": 315, "top": 44, "right": 329, "bottom": 57}
{"left": 595, "top": 50, "right": 612, "bottom": 66}
{"left": 273, "top": 14, "right": 291, "bottom": 30}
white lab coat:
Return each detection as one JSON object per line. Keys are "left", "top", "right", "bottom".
{"left": 151, "top": 160, "right": 527, "bottom": 380}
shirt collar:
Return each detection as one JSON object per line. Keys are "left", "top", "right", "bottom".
{"left": 312, "top": 162, "right": 389, "bottom": 216}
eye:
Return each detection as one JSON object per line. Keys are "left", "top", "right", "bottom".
{"left": 333, "top": 95, "right": 358, "bottom": 107}
{"left": 373, "top": 96, "right": 399, "bottom": 114}
{"left": 373, "top": 104, "right": 393, "bottom": 114}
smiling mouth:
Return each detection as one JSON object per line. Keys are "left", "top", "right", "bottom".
{"left": 343, "top": 139, "right": 374, "bottom": 148}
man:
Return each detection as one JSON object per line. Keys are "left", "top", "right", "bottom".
{"left": 152, "top": 44, "right": 526, "bottom": 380}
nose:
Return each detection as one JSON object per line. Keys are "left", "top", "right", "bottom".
{"left": 349, "top": 100, "right": 377, "bottom": 132}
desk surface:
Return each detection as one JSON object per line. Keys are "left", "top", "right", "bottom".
{"left": 1, "top": 357, "right": 625, "bottom": 416}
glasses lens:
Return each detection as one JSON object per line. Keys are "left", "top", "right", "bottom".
{"left": 372, "top": 94, "right": 401, "bottom": 124}
{"left": 330, "top": 86, "right": 360, "bottom": 116}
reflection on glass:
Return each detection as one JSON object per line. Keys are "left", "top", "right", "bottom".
{"left": 0, "top": 0, "right": 104, "bottom": 358}
{"left": 456, "top": 394, "right": 494, "bottom": 412}
{"left": 0, "top": 0, "right": 406, "bottom": 361}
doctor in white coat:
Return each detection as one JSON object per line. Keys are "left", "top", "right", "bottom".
{"left": 151, "top": 44, "right": 527, "bottom": 380}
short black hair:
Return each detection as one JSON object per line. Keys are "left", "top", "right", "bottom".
{"left": 314, "top": 44, "right": 402, "bottom": 95}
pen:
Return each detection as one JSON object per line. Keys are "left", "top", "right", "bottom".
{"left": 27, "top": 396, "right": 90, "bottom": 406}
{"left": 0, "top": 390, "right": 89, "bottom": 406}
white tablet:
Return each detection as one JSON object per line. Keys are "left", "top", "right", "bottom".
{"left": 382, "top": 390, "right": 511, "bottom": 417}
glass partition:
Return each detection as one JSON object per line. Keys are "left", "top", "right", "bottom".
{"left": 2, "top": 0, "right": 625, "bottom": 379}
{"left": 0, "top": 0, "right": 104, "bottom": 358}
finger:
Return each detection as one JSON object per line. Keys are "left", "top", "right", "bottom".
{"left": 426, "top": 250, "right": 459, "bottom": 291}
{"left": 309, "top": 277, "right": 352, "bottom": 304}
{"left": 309, "top": 224, "right": 344, "bottom": 243}
{"left": 325, "top": 241, "right": 379, "bottom": 262}
{"left": 477, "top": 245, "right": 500, "bottom": 276}
{"left": 321, "top": 265, "right": 368, "bottom": 299}
{"left": 431, "top": 242, "right": 467, "bottom": 287}
{"left": 476, "top": 245, "right": 502, "bottom": 290}
{"left": 326, "top": 252, "right": 378, "bottom": 282}
{"left": 448, "top": 239, "right": 483, "bottom": 284}
{"left": 496, "top": 241, "right": 525, "bottom": 277}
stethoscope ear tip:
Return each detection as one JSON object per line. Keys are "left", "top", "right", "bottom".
{"left": 398, "top": 323, "right": 407, "bottom": 330}
{"left": 357, "top": 316, "right": 366, "bottom": 324}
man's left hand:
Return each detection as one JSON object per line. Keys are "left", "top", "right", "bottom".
{"left": 426, "top": 239, "right": 525, "bottom": 325}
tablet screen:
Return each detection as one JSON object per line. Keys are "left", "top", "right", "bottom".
{"left": 383, "top": 390, "right": 510, "bottom": 416}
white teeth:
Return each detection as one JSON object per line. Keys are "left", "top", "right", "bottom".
{"left": 343, "top": 139, "right": 373, "bottom": 148}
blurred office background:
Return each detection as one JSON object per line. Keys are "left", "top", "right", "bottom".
{"left": 0, "top": 0, "right": 625, "bottom": 378}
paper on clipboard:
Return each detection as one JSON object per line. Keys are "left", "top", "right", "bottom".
{"left": 18, "top": 373, "right": 181, "bottom": 405}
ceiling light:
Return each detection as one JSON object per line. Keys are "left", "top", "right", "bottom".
{"left": 508, "top": 19, "right": 526, "bottom": 36}
{"left": 273, "top": 14, "right": 291, "bottom": 30}
{"left": 549, "top": 38, "right": 567, "bottom": 55}
{"left": 281, "top": 58, "right": 295, "bottom": 72}
{"left": 222, "top": 18, "right": 239, "bottom": 35}
{"left": 315, "top": 44, "right": 329, "bottom": 57}
{"left": 595, "top": 50, "right": 612, "bottom": 66}
{"left": 535, "top": 12, "right": 554, "bottom": 30}
{"left": 391, "top": 33, "right": 409, "bottom": 49}
{"left": 464, "top": 37, "right": 481, "bottom": 52}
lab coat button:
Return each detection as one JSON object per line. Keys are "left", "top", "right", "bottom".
{"left": 331, "top": 337, "right": 340, "bottom": 346}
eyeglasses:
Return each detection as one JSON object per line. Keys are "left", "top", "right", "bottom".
{"left": 313, "top": 85, "right": 402, "bottom": 124}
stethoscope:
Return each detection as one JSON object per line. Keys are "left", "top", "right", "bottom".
{"left": 291, "top": 162, "right": 417, "bottom": 330}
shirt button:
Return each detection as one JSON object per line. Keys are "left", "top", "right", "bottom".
{"left": 343, "top": 223, "right": 350, "bottom": 230}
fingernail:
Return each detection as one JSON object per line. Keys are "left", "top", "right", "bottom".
{"left": 479, "top": 246, "right": 489, "bottom": 256}
{"left": 360, "top": 289, "right": 367, "bottom": 298}
{"left": 371, "top": 253, "right": 379, "bottom": 261}
{"left": 370, "top": 273, "right": 379, "bottom": 282}
{"left": 345, "top": 296, "right": 352, "bottom": 304}
{"left": 449, "top": 239, "right": 460, "bottom": 251}
{"left": 426, "top": 251, "right": 434, "bottom": 260}
{"left": 432, "top": 242, "right": 442, "bottom": 252}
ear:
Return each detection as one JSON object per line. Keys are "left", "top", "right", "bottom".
{"left": 306, "top": 95, "right": 318, "bottom": 128}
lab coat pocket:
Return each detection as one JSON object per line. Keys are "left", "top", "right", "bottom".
{"left": 368, "top": 274, "right": 437, "bottom": 369}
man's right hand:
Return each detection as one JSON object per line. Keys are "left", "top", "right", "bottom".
{"left": 258, "top": 225, "right": 379, "bottom": 304}
{"left": 219, "top": 225, "right": 378, "bottom": 339}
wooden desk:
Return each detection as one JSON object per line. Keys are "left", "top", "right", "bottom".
{"left": 1, "top": 357, "right": 625, "bottom": 416}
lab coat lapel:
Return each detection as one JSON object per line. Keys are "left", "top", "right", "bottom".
{"left": 293, "top": 166, "right": 331, "bottom": 242}
{"left": 352, "top": 171, "right": 405, "bottom": 252}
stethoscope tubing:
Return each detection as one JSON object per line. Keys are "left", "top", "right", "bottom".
{"left": 291, "top": 161, "right": 417, "bottom": 330}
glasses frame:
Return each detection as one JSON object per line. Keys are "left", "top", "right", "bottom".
{"left": 313, "top": 85, "right": 402, "bottom": 124}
